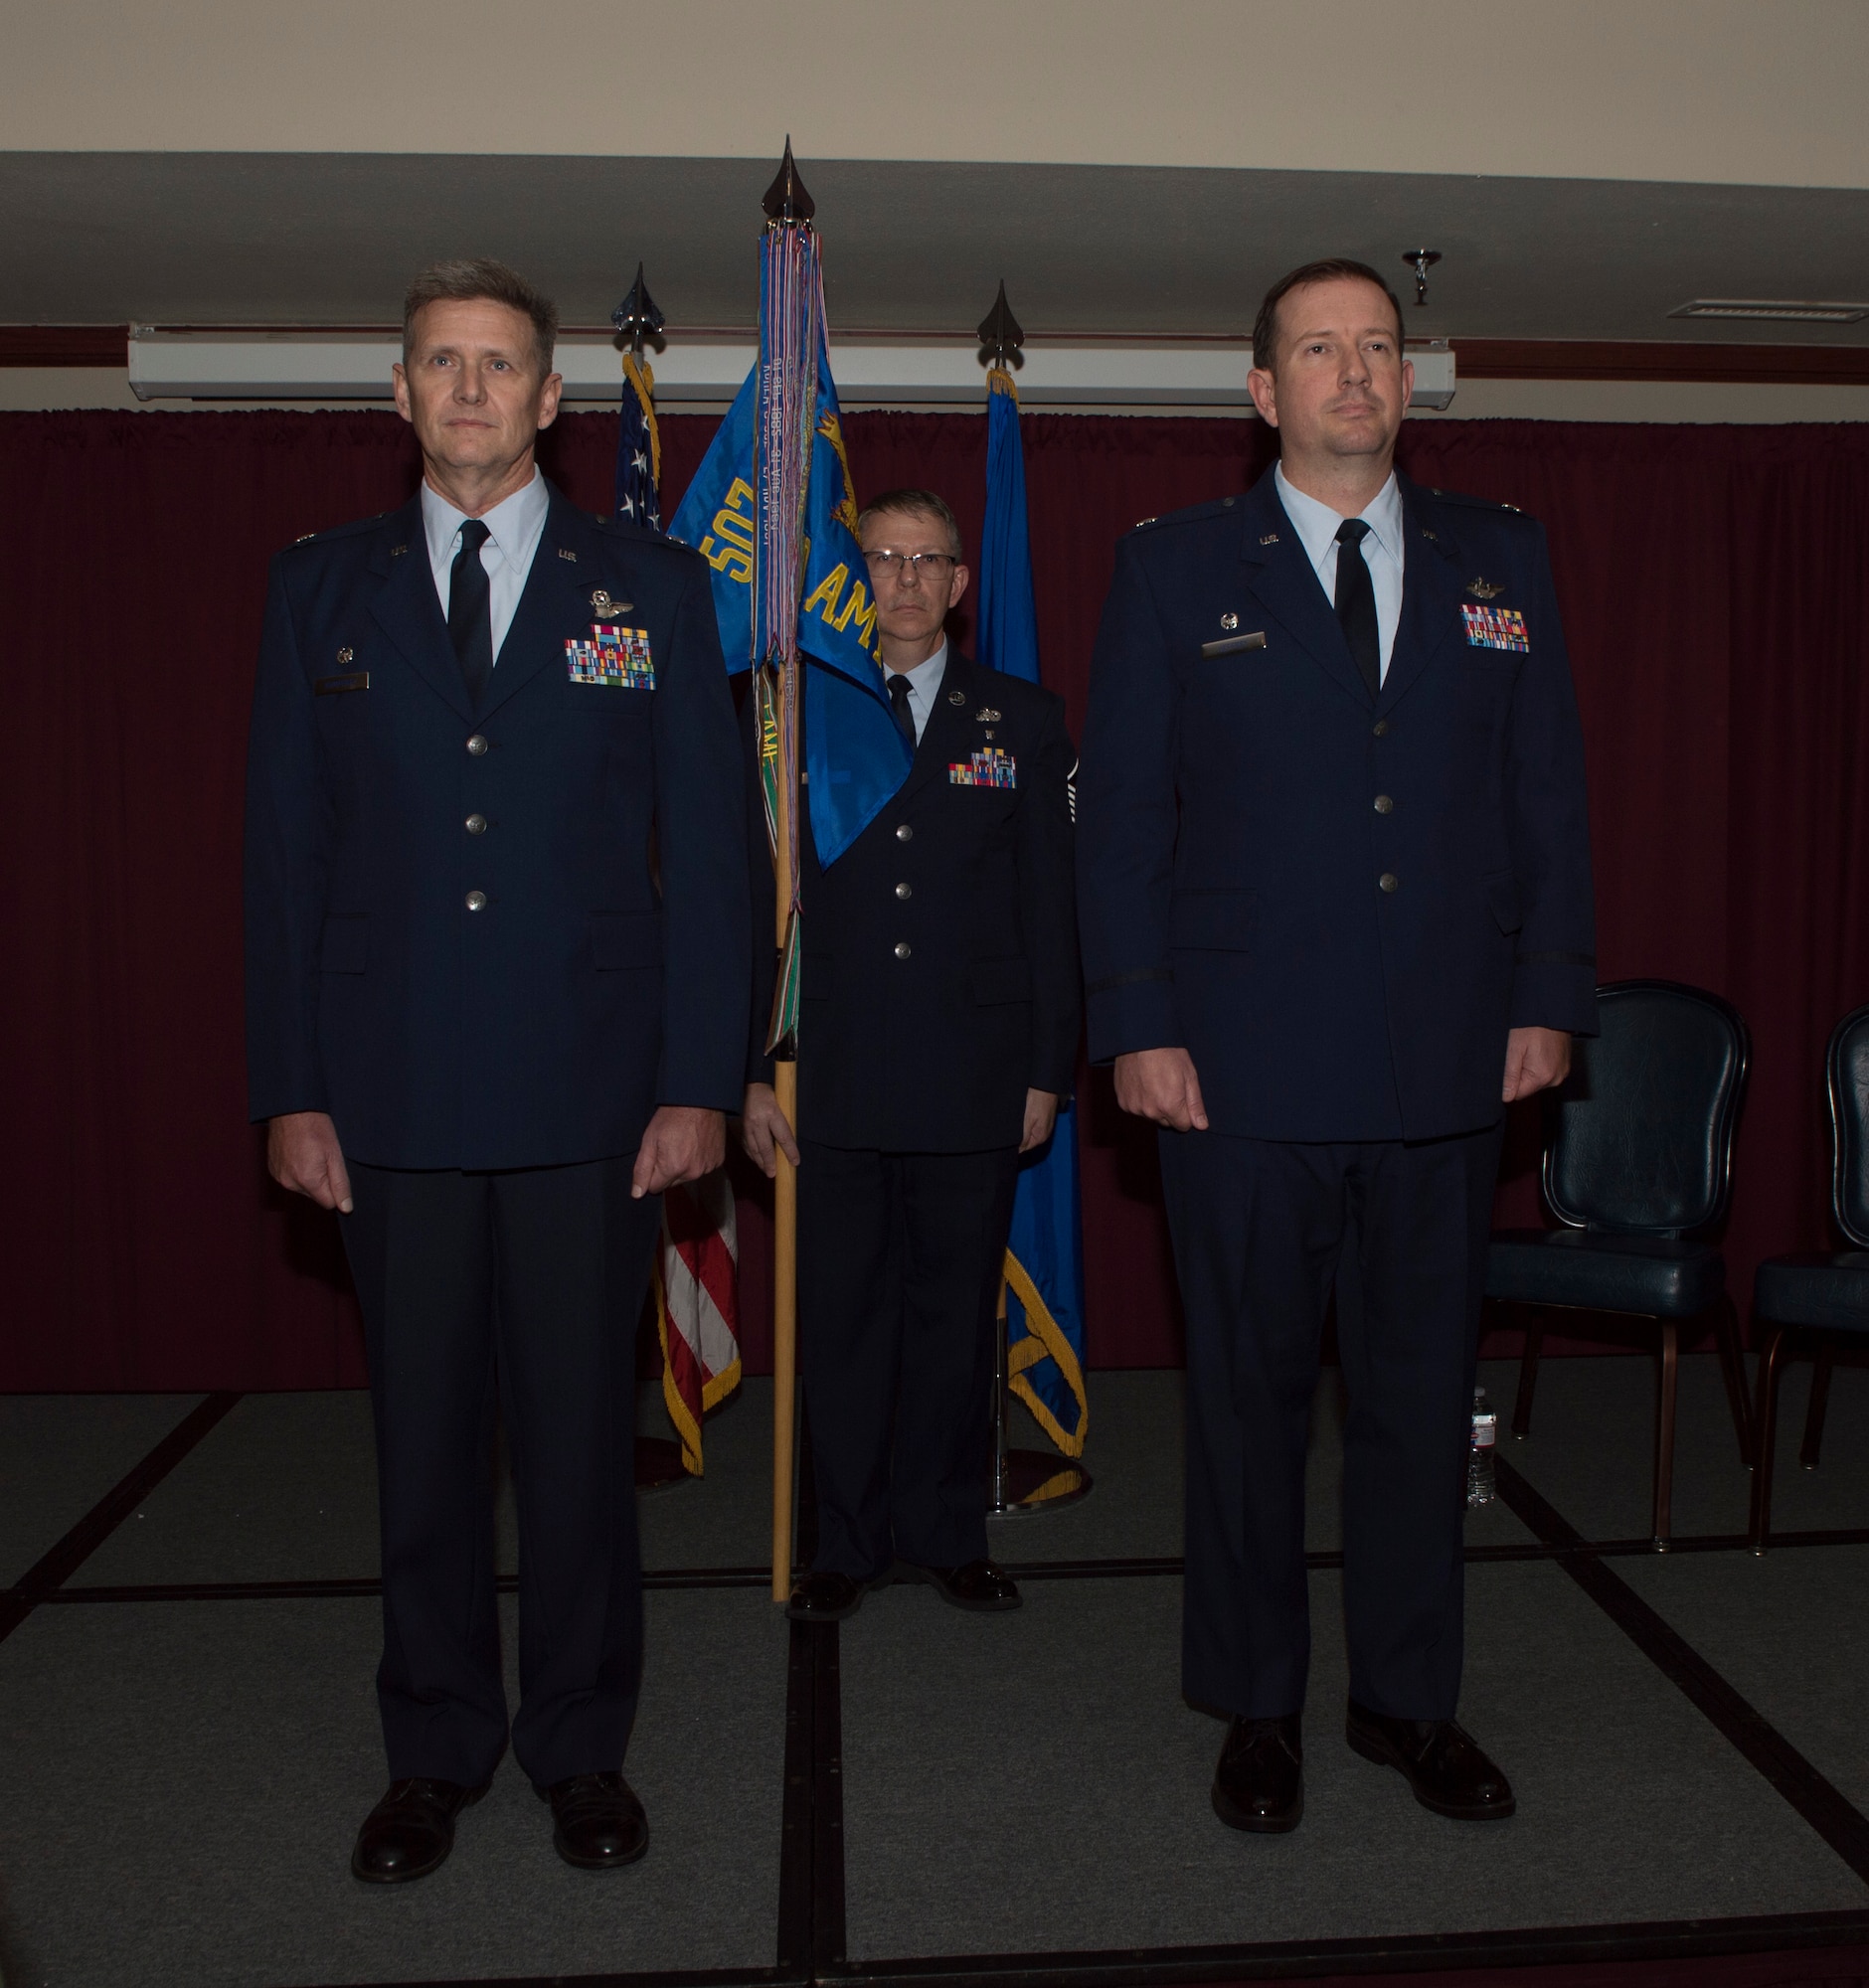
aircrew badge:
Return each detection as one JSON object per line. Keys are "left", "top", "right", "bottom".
{"left": 1465, "top": 577, "right": 1505, "bottom": 600}
{"left": 567, "top": 624, "right": 655, "bottom": 688}
{"left": 1460, "top": 603, "right": 1529, "bottom": 652}
{"left": 590, "top": 588, "right": 632, "bottom": 618}
{"left": 949, "top": 747, "right": 1017, "bottom": 789}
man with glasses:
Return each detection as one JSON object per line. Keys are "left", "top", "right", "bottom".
{"left": 740, "top": 489, "right": 1080, "bottom": 1621}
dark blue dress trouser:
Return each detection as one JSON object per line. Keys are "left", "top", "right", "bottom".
{"left": 797, "top": 1139, "right": 1020, "bottom": 1580}
{"left": 1158, "top": 1122, "right": 1504, "bottom": 1724}
{"left": 342, "top": 1156, "right": 658, "bottom": 1789}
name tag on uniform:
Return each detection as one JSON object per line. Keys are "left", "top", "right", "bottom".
{"left": 315, "top": 671, "right": 369, "bottom": 695}
{"left": 1199, "top": 630, "right": 1267, "bottom": 659}
{"left": 1461, "top": 604, "right": 1529, "bottom": 652}
{"left": 566, "top": 625, "right": 655, "bottom": 689}
{"left": 950, "top": 747, "right": 1017, "bottom": 789}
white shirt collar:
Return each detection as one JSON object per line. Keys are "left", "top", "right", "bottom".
{"left": 1274, "top": 462, "right": 1405, "bottom": 572}
{"left": 888, "top": 640, "right": 947, "bottom": 701}
{"left": 420, "top": 465, "right": 549, "bottom": 571}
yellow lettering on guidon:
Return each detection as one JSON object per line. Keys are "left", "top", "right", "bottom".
{"left": 697, "top": 477, "right": 756, "bottom": 584}
{"left": 834, "top": 580, "right": 877, "bottom": 649}
{"left": 801, "top": 564, "right": 847, "bottom": 621}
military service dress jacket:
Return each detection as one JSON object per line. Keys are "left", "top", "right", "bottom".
{"left": 245, "top": 482, "right": 750, "bottom": 1171}
{"left": 748, "top": 652, "right": 1080, "bottom": 1152}
{"left": 1076, "top": 467, "right": 1597, "bottom": 1144}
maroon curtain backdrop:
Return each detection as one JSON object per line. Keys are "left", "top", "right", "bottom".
{"left": 3, "top": 410, "right": 1866, "bottom": 1390}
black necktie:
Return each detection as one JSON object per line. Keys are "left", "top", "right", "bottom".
{"left": 888, "top": 671, "right": 917, "bottom": 747}
{"left": 448, "top": 519, "right": 494, "bottom": 706}
{"left": 1334, "top": 517, "right": 1381, "bottom": 700}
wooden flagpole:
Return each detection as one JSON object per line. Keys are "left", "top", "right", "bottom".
{"left": 763, "top": 141, "right": 815, "bottom": 1604}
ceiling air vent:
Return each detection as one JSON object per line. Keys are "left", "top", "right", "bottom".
{"left": 1669, "top": 299, "right": 1868, "bottom": 324}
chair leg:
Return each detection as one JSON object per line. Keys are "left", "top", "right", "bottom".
{"left": 1713, "top": 1294, "right": 1754, "bottom": 1469}
{"left": 1749, "top": 1328, "right": 1788, "bottom": 1555}
{"left": 1652, "top": 1317, "right": 1678, "bottom": 1551}
{"left": 1800, "top": 1346, "right": 1834, "bottom": 1470}
{"left": 1511, "top": 1310, "right": 1544, "bottom": 1438}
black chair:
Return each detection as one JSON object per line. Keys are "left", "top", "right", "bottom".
{"left": 1748, "top": 1002, "right": 1869, "bottom": 1554}
{"left": 1486, "top": 979, "right": 1753, "bottom": 1551}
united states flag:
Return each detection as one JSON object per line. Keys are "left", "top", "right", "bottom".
{"left": 614, "top": 351, "right": 662, "bottom": 532}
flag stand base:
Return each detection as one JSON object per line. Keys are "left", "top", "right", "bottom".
{"left": 989, "top": 1447, "right": 1093, "bottom": 1516}
{"left": 634, "top": 1436, "right": 690, "bottom": 1491}
{"left": 988, "top": 1286, "right": 1093, "bottom": 1516}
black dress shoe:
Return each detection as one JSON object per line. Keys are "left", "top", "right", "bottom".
{"left": 1212, "top": 1714, "right": 1302, "bottom": 1833}
{"left": 1346, "top": 1700, "right": 1516, "bottom": 1820}
{"left": 539, "top": 1771, "right": 649, "bottom": 1869}
{"left": 351, "top": 1777, "right": 488, "bottom": 1884}
{"left": 786, "top": 1569, "right": 868, "bottom": 1621}
{"left": 900, "top": 1558, "right": 1022, "bottom": 1612}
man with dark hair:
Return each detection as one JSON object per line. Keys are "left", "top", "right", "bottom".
{"left": 1078, "top": 261, "right": 1596, "bottom": 1831}
{"left": 247, "top": 259, "right": 749, "bottom": 1881}
{"left": 740, "top": 489, "right": 1080, "bottom": 1622}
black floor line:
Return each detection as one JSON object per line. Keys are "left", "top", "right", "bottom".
{"left": 36, "top": 1520, "right": 1869, "bottom": 1612}
{"left": 0, "top": 1390, "right": 241, "bottom": 1644}
{"left": 1494, "top": 1452, "right": 1869, "bottom": 1886}
{"left": 820, "top": 1907, "right": 1869, "bottom": 1987}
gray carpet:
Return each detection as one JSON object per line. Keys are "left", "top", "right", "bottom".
{"left": 0, "top": 1396, "right": 203, "bottom": 1587}
{"left": 838, "top": 1564, "right": 1867, "bottom": 1960}
{"left": 0, "top": 1588, "right": 785, "bottom": 1987}
{"left": 69, "top": 1379, "right": 779, "bottom": 1588}
{"left": 1619, "top": 1542, "right": 1869, "bottom": 1818}
{"left": 1476, "top": 1352, "right": 1869, "bottom": 1543}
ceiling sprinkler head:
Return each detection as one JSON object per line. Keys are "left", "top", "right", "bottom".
{"left": 1403, "top": 248, "right": 1443, "bottom": 307}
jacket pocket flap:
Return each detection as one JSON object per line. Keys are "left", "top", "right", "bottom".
{"left": 319, "top": 913, "right": 368, "bottom": 974}
{"left": 1169, "top": 890, "right": 1259, "bottom": 952}
{"left": 1485, "top": 872, "right": 1524, "bottom": 934}
{"left": 590, "top": 910, "right": 664, "bottom": 971}
{"left": 969, "top": 956, "right": 1031, "bottom": 1005}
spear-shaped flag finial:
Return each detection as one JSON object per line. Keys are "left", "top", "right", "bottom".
{"left": 977, "top": 279, "right": 1025, "bottom": 370}
{"left": 762, "top": 136, "right": 816, "bottom": 225}
{"left": 610, "top": 262, "right": 666, "bottom": 357}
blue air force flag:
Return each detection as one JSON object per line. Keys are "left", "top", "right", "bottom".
{"left": 668, "top": 337, "right": 911, "bottom": 867}
{"left": 979, "top": 368, "right": 1089, "bottom": 1456}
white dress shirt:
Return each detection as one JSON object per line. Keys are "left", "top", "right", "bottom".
{"left": 1274, "top": 463, "right": 1406, "bottom": 683}
{"left": 883, "top": 641, "right": 948, "bottom": 746}
{"left": 421, "top": 467, "right": 551, "bottom": 665}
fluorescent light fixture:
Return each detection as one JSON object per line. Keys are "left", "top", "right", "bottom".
{"left": 1668, "top": 299, "right": 1869, "bottom": 324}
{"left": 126, "top": 330, "right": 1456, "bottom": 411}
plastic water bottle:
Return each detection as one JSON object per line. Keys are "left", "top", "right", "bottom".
{"left": 1467, "top": 1387, "right": 1497, "bottom": 1507}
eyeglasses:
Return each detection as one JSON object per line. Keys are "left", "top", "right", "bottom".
{"left": 864, "top": 550, "right": 956, "bottom": 580}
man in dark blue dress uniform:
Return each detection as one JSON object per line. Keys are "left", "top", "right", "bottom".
{"left": 740, "top": 491, "right": 1080, "bottom": 1623}
{"left": 1077, "top": 260, "right": 1597, "bottom": 1832}
{"left": 246, "top": 260, "right": 748, "bottom": 1881}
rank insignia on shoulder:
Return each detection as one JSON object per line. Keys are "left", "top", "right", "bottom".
{"left": 567, "top": 625, "right": 655, "bottom": 688}
{"left": 1465, "top": 576, "right": 1505, "bottom": 599}
{"left": 1461, "top": 604, "right": 1529, "bottom": 652}
{"left": 949, "top": 747, "right": 1017, "bottom": 789}
{"left": 589, "top": 588, "right": 632, "bottom": 618}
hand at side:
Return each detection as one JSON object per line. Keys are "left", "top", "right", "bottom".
{"left": 1112, "top": 1048, "right": 1210, "bottom": 1132}
{"left": 267, "top": 1110, "right": 354, "bottom": 1214}
{"left": 1502, "top": 1026, "right": 1572, "bottom": 1103}
{"left": 631, "top": 1105, "right": 728, "bottom": 1199}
